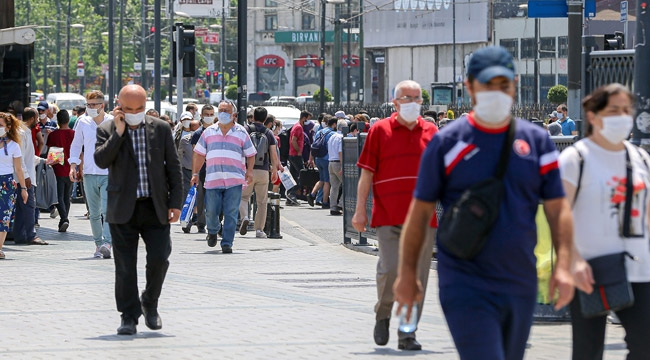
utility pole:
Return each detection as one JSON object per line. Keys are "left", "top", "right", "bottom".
{"left": 117, "top": 0, "right": 125, "bottom": 91}
{"left": 346, "top": 0, "right": 351, "bottom": 103}
{"left": 0, "top": 0, "right": 14, "bottom": 29}
{"left": 237, "top": 0, "right": 247, "bottom": 124}
{"left": 358, "top": 0, "right": 364, "bottom": 103}
{"left": 632, "top": 1, "right": 650, "bottom": 148}
{"left": 566, "top": 1, "right": 583, "bottom": 125}
{"left": 65, "top": 0, "right": 71, "bottom": 92}
{"left": 141, "top": 0, "right": 147, "bottom": 90}
{"left": 452, "top": 0, "right": 456, "bottom": 105}
{"left": 333, "top": 5, "right": 341, "bottom": 104}
{"left": 154, "top": 0, "right": 161, "bottom": 113}
{"left": 108, "top": 0, "right": 115, "bottom": 109}
{"left": 534, "top": 17, "right": 539, "bottom": 104}
{"left": 55, "top": 0, "right": 62, "bottom": 92}
{"left": 319, "top": 0, "right": 326, "bottom": 116}
{"left": 168, "top": 2, "right": 174, "bottom": 104}
{"left": 221, "top": 0, "right": 225, "bottom": 95}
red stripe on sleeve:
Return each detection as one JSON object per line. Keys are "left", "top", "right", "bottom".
{"left": 445, "top": 144, "right": 476, "bottom": 176}
{"left": 539, "top": 161, "right": 559, "bottom": 176}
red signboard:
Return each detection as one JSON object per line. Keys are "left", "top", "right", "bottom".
{"left": 202, "top": 32, "right": 219, "bottom": 44}
{"left": 341, "top": 55, "right": 359, "bottom": 67}
{"left": 195, "top": 27, "right": 208, "bottom": 37}
{"left": 294, "top": 54, "right": 320, "bottom": 67}
{"left": 256, "top": 55, "right": 286, "bottom": 68}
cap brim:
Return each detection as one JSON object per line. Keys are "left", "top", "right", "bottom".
{"left": 476, "top": 66, "right": 515, "bottom": 84}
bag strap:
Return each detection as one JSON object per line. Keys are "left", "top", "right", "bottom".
{"left": 623, "top": 145, "right": 634, "bottom": 237}
{"left": 495, "top": 119, "right": 516, "bottom": 180}
{"left": 572, "top": 146, "right": 584, "bottom": 207}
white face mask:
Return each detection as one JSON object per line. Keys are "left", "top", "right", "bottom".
{"left": 0, "top": 127, "right": 6, "bottom": 137}
{"left": 182, "top": 120, "right": 191, "bottom": 128}
{"left": 39, "top": 113, "right": 47, "bottom": 120}
{"left": 474, "top": 91, "right": 513, "bottom": 124}
{"left": 398, "top": 102, "right": 421, "bottom": 123}
{"left": 203, "top": 116, "right": 215, "bottom": 125}
{"left": 217, "top": 112, "right": 233, "bottom": 125}
{"left": 193, "top": 112, "right": 201, "bottom": 121}
{"left": 321, "top": 122, "right": 327, "bottom": 128}
{"left": 86, "top": 108, "right": 99, "bottom": 118}
{"left": 599, "top": 115, "right": 633, "bottom": 145}
{"left": 124, "top": 111, "right": 145, "bottom": 126}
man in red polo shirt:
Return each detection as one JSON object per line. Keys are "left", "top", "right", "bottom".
{"left": 352, "top": 80, "right": 438, "bottom": 351}
{"left": 286, "top": 110, "right": 312, "bottom": 205}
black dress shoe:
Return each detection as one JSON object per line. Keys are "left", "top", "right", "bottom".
{"left": 374, "top": 318, "right": 390, "bottom": 346}
{"left": 117, "top": 315, "right": 137, "bottom": 335}
{"left": 398, "top": 337, "right": 422, "bottom": 351}
{"left": 207, "top": 233, "right": 218, "bottom": 247}
{"left": 142, "top": 306, "right": 162, "bottom": 330}
{"left": 197, "top": 225, "right": 206, "bottom": 233}
{"left": 221, "top": 244, "right": 232, "bottom": 254}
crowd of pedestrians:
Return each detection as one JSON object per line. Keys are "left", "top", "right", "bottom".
{"left": 1, "top": 45, "right": 649, "bottom": 359}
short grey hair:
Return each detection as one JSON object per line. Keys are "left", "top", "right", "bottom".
{"left": 394, "top": 80, "right": 421, "bottom": 99}
{"left": 337, "top": 119, "right": 348, "bottom": 132}
{"left": 220, "top": 100, "right": 237, "bottom": 114}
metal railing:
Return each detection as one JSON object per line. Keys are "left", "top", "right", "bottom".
{"left": 584, "top": 49, "right": 635, "bottom": 96}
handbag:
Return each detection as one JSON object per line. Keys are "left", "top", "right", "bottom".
{"left": 437, "top": 120, "right": 515, "bottom": 260}
{"left": 180, "top": 184, "right": 197, "bottom": 228}
{"left": 578, "top": 252, "right": 635, "bottom": 318}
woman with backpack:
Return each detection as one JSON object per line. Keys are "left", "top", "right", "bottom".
{"left": 558, "top": 83, "right": 650, "bottom": 359}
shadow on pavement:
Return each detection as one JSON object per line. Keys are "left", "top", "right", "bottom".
{"left": 351, "top": 348, "right": 442, "bottom": 356}
{"left": 85, "top": 332, "right": 176, "bottom": 341}
{"left": 604, "top": 343, "right": 627, "bottom": 351}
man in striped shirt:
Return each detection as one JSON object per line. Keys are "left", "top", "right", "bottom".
{"left": 191, "top": 100, "right": 255, "bottom": 254}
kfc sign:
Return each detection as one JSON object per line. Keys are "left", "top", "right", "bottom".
{"left": 256, "top": 55, "right": 286, "bottom": 68}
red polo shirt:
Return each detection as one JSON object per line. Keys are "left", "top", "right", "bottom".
{"left": 357, "top": 112, "right": 438, "bottom": 228}
{"left": 289, "top": 123, "right": 304, "bottom": 156}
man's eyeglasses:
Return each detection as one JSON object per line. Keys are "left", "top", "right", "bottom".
{"left": 86, "top": 102, "right": 103, "bottom": 108}
{"left": 395, "top": 96, "right": 423, "bottom": 103}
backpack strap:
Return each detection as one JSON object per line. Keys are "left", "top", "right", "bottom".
{"left": 494, "top": 119, "right": 516, "bottom": 180}
{"left": 572, "top": 146, "right": 584, "bottom": 207}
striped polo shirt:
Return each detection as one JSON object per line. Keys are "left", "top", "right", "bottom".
{"left": 194, "top": 123, "right": 257, "bottom": 189}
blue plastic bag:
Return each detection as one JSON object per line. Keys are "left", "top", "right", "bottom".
{"left": 180, "top": 184, "right": 197, "bottom": 228}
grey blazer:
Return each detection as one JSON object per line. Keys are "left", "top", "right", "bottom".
{"left": 94, "top": 115, "right": 183, "bottom": 225}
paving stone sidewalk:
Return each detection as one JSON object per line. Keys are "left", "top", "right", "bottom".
{"left": 0, "top": 203, "right": 628, "bottom": 359}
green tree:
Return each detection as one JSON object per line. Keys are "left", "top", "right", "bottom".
{"left": 225, "top": 84, "right": 237, "bottom": 100}
{"left": 313, "top": 88, "right": 332, "bottom": 102}
{"left": 421, "top": 88, "right": 430, "bottom": 105}
{"left": 547, "top": 84, "right": 568, "bottom": 104}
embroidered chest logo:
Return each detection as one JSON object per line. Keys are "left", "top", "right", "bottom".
{"left": 513, "top": 139, "right": 531, "bottom": 157}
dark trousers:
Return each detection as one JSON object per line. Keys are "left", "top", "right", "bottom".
{"left": 13, "top": 185, "right": 36, "bottom": 243}
{"left": 55, "top": 176, "right": 72, "bottom": 223}
{"left": 570, "top": 282, "right": 650, "bottom": 360}
{"left": 110, "top": 198, "right": 171, "bottom": 320}
{"left": 287, "top": 155, "right": 304, "bottom": 199}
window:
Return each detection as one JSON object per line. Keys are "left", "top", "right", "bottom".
{"left": 265, "top": 0, "right": 277, "bottom": 6}
{"left": 520, "top": 75, "right": 535, "bottom": 104}
{"left": 558, "top": 74, "right": 568, "bottom": 87}
{"left": 265, "top": 15, "right": 278, "bottom": 30}
{"left": 521, "top": 38, "right": 535, "bottom": 59}
{"left": 500, "top": 39, "right": 519, "bottom": 59}
{"left": 540, "top": 37, "right": 556, "bottom": 59}
{"left": 540, "top": 75, "right": 556, "bottom": 104}
{"left": 558, "top": 36, "right": 568, "bottom": 58}
{"left": 302, "top": 13, "right": 315, "bottom": 30}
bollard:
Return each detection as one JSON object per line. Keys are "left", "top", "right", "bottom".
{"left": 264, "top": 191, "right": 283, "bottom": 239}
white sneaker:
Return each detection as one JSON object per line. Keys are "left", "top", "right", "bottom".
{"left": 93, "top": 247, "right": 103, "bottom": 258}
{"left": 50, "top": 208, "right": 58, "bottom": 219}
{"left": 256, "top": 230, "right": 267, "bottom": 238}
{"left": 99, "top": 244, "right": 112, "bottom": 259}
{"left": 607, "top": 312, "right": 621, "bottom": 324}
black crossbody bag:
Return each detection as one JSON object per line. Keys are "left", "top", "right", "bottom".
{"left": 437, "top": 120, "right": 515, "bottom": 260}
{"left": 574, "top": 145, "right": 638, "bottom": 318}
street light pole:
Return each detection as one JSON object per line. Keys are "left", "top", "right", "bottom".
{"left": 55, "top": 0, "right": 62, "bottom": 92}
{"left": 71, "top": 24, "right": 85, "bottom": 94}
{"left": 319, "top": 0, "right": 326, "bottom": 115}
{"left": 65, "top": 0, "right": 71, "bottom": 92}
{"left": 141, "top": 0, "right": 147, "bottom": 90}
{"left": 221, "top": 0, "right": 225, "bottom": 95}
{"left": 117, "top": 0, "right": 125, "bottom": 91}
{"left": 108, "top": 0, "right": 115, "bottom": 109}
{"left": 346, "top": 0, "right": 351, "bottom": 103}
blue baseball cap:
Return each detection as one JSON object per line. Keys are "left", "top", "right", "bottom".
{"left": 37, "top": 101, "right": 49, "bottom": 111}
{"left": 467, "top": 46, "right": 516, "bottom": 84}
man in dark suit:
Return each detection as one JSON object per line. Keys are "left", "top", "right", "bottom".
{"left": 94, "top": 85, "right": 183, "bottom": 335}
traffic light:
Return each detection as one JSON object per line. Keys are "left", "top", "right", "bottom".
{"left": 214, "top": 71, "right": 219, "bottom": 86}
{"left": 172, "top": 24, "right": 195, "bottom": 77}
{"left": 206, "top": 71, "right": 212, "bottom": 84}
{"left": 604, "top": 31, "right": 625, "bottom": 50}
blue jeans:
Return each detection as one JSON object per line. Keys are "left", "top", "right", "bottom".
{"left": 205, "top": 185, "right": 242, "bottom": 247}
{"left": 83, "top": 174, "right": 111, "bottom": 247}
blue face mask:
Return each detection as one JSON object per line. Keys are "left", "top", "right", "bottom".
{"left": 217, "top": 112, "right": 233, "bottom": 124}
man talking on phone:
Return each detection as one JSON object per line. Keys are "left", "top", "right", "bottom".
{"left": 94, "top": 84, "right": 183, "bottom": 335}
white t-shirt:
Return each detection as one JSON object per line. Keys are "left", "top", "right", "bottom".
{"left": 559, "top": 139, "right": 650, "bottom": 282}
{"left": 0, "top": 140, "right": 22, "bottom": 176}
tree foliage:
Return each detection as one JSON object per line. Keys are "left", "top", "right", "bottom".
{"left": 313, "top": 88, "right": 332, "bottom": 102}
{"left": 421, "top": 89, "right": 430, "bottom": 105}
{"left": 225, "top": 84, "right": 238, "bottom": 100}
{"left": 547, "top": 84, "right": 568, "bottom": 105}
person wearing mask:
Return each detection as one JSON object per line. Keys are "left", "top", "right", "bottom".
{"left": 36, "top": 101, "right": 57, "bottom": 155}
{"left": 286, "top": 110, "right": 312, "bottom": 206}
{"left": 146, "top": 109, "right": 160, "bottom": 118}
{"left": 174, "top": 111, "right": 194, "bottom": 151}
{"left": 347, "top": 122, "right": 359, "bottom": 137}
{"left": 12, "top": 108, "right": 43, "bottom": 245}
{"left": 306, "top": 116, "right": 336, "bottom": 209}
{"left": 393, "top": 46, "right": 577, "bottom": 358}
{"left": 559, "top": 83, "right": 650, "bottom": 359}
{"left": 352, "top": 80, "right": 438, "bottom": 351}
{"left": 0, "top": 112, "right": 30, "bottom": 259}
{"left": 327, "top": 119, "right": 347, "bottom": 216}
{"left": 47, "top": 110, "right": 75, "bottom": 232}
{"left": 191, "top": 100, "right": 255, "bottom": 253}
{"left": 69, "top": 90, "right": 113, "bottom": 259}
{"left": 239, "top": 107, "right": 279, "bottom": 238}
{"left": 547, "top": 111, "right": 562, "bottom": 136}
{"left": 185, "top": 103, "right": 199, "bottom": 121}
{"left": 190, "top": 105, "right": 216, "bottom": 234}
{"left": 176, "top": 112, "right": 197, "bottom": 221}
{"left": 557, "top": 104, "right": 577, "bottom": 136}
{"left": 94, "top": 84, "right": 183, "bottom": 335}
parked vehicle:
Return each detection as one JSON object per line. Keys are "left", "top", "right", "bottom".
{"left": 264, "top": 96, "right": 296, "bottom": 106}
{"left": 46, "top": 93, "right": 86, "bottom": 115}
{"left": 263, "top": 106, "right": 301, "bottom": 129}
{"left": 294, "top": 95, "right": 314, "bottom": 104}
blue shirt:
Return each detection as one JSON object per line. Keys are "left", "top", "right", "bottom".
{"left": 559, "top": 117, "right": 575, "bottom": 135}
{"left": 414, "top": 114, "right": 565, "bottom": 296}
